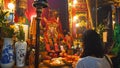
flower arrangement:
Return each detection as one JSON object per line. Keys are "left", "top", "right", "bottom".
{"left": 0, "top": 7, "right": 8, "bottom": 25}
{"left": 0, "top": 7, "right": 15, "bottom": 38}
{"left": 1, "top": 23, "right": 15, "bottom": 38}
{"left": 16, "top": 24, "right": 25, "bottom": 41}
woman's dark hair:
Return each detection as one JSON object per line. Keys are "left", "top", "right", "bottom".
{"left": 81, "top": 29, "right": 104, "bottom": 58}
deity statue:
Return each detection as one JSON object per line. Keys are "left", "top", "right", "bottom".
{"left": 43, "top": 9, "right": 62, "bottom": 40}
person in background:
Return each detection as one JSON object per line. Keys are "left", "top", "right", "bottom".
{"left": 75, "top": 29, "right": 113, "bottom": 68}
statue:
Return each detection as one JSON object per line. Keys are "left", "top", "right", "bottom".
{"left": 43, "top": 9, "right": 62, "bottom": 40}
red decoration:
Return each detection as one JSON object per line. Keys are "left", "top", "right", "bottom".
{"left": 4, "top": 0, "right": 10, "bottom": 9}
{"left": 76, "top": 3, "right": 87, "bottom": 12}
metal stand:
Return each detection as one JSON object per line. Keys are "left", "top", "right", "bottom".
{"left": 33, "top": 0, "right": 48, "bottom": 68}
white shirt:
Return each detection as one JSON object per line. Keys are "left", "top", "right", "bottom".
{"left": 76, "top": 56, "right": 111, "bottom": 68}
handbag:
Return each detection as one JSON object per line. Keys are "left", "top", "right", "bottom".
{"left": 104, "top": 55, "right": 113, "bottom": 68}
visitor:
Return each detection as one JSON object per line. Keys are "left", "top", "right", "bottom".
{"left": 75, "top": 29, "right": 113, "bottom": 68}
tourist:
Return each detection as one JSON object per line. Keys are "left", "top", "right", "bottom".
{"left": 76, "top": 29, "right": 113, "bottom": 68}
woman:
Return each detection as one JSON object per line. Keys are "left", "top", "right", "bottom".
{"left": 76, "top": 29, "right": 113, "bottom": 68}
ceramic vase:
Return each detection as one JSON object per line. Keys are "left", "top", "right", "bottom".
{"left": 0, "top": 38, "right": 14, "bottom": 68}
{"left": 15, "top": 41, "right": 27, "bottom": 67}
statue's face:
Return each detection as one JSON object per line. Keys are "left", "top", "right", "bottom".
{"left": 49, "top": 9, "right": 58, "bottom": 18}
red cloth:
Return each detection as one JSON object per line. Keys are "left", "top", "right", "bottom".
{"left": 25, "top": 0, "right": 36, "bottom": 21}
{"left": 54, "top": 43, "right": 59, "bottom": 52}
{"left": 4, "top": 0, "right": 10, "bottom": 9}
{"left": 45, "top": 43, "right": 51, "bottom": 52}
{"left": 44, "top": 32, "right": 49, "bottom": 43}
{"left": 67, "top": 43, "right": 71, "bottom": 49}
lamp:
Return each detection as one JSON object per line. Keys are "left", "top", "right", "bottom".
{"left": 8, "top": 3, "right": 15, "bottom": 11}
{"left": 33, "top": 0, "right": 48, "bottom": 68}
{"left": 8, "top": 3, "right": 15, "bottom": 23}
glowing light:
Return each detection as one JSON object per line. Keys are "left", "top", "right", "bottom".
{"left": 73, "top": 0, "right": 77, "bottom": 5}
{"left": 69, "top": 3, "right": 72, "bottom": 6}
{"left": 31, "top": 15, "right": 36, "bottom": 21}
{"left": 73, "top": 15, "right": 78, "bottom": 22}
{"left": 76, "top": 23, "right": 79, "bottom": 27}
{"left": 113, "top": 20, "right": 115, "bottom": 24}
{"left": 112, "top": 20, "right": 115, "bottom": 29}
{"left": 8, "top": 3, "right": 15, "bottom": 10}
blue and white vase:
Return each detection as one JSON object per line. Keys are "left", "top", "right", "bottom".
{"left": 0, "top": 38, "right": 14, "bottom": 68}
{"left": 15, "top": 41, "right": 27, "bottom": 67}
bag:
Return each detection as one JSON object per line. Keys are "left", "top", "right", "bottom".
{"left": 104, "top": 55, "right": 113, "bottom": 68}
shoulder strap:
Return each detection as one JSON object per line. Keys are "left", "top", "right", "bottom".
{"left": 104, "top": 55, "right": 113, "bottom": 68}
